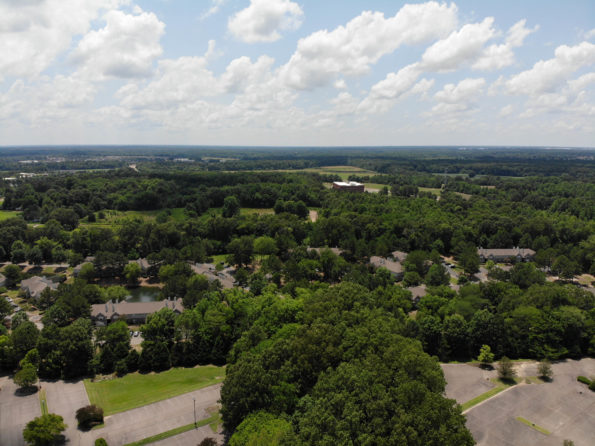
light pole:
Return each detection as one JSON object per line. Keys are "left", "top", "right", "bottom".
{"left": 193, "top": 397, "right": 197, "bottom": 427}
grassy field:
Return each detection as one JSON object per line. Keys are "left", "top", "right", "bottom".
{"left": 240, "top": 208, "right": 275, "bottom": 215}
{"left": 256, "top": 165, "right": 377, "bottom": 181}
{"left": 81, "top": 208, "right": 188, "bottom": 228}
{"left": 84, "top": 366, "right": 225, "bottom": 416}
{"left": 419, "top": 187, "right": 442, "bottom": 196}
{"left": 0, "top": 210, "right": 21, "bottom": 221}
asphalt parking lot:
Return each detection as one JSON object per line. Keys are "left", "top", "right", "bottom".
{"left": 446, "top": 359, "right": 595, "bottom": 446}
{"left": 43, "top": 379, "right": 91, "bottom": 444}
{"left": 0, "top": 376, "right": 41, "bottom": 446}
{"left": 83, "top": 383, "right": 222, "bottom": 446}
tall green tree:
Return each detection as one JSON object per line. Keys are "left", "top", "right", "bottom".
{"left": 23, "top": 414, "right": 66, "bottom": 446}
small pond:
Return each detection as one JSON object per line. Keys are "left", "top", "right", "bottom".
{"left": 125, "top": 286, "right": 162, "bottom": 302}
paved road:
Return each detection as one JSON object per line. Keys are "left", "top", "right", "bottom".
{"left": 0, "top": 376, "right": 41, "bottom": 446}
{"left": 44, "top": 379, "right": 90, "bottom": 444}
{"left": 83, "top": 383, "right": 222, "bottom": 446}
{"left": 153, "top": 424, "right": 223, "bottom": 446}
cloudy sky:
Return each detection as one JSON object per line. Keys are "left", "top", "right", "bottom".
{"left": 1, "top": 0, "right": 594, "bottom": 147}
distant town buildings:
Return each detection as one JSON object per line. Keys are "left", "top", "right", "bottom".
{"left": 477, "top": 247, "right": 536, "bottom": 263}
{"left": 332, "top": 181, "right": 365, "bottom": 192}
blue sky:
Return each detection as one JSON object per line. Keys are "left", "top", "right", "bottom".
{"left": 0, "top": 0, "right": 594, "bottom": 147}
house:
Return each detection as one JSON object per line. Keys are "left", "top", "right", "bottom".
{"left": 407, "top": 285, "right": 427, "bottom": 304}
{"left": 21, "top": 276, "right": 58, "bottom": 300}
{"left": 369, "top": 256, "right": 404, "bottom": 280}
{"left": 332, "top": 181, "right": 365, "bottom": 192}
{"left": 307, "top": 246, "right": 344, "bottom": 256}
{"left": 391, "top": 251, "right": 408, "bottom": 262}
{"left": 91, "top": 297, "right": 184, "bottom": 326}
{"left": 477, "top": 247, "right": 536, "bottom": 263}
{"left": 190, "top": 263, "right": 236, "bottom": 289}
{"left": 129, "top": 258, "right": 150, "bottom": 274}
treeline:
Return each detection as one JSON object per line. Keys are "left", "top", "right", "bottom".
{"left": 2, "top": 170, "right": 323, "bottom": 221}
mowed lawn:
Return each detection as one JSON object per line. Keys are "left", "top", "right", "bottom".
{"left": 84, "top": 366, "right": 225, "bottom": 416}
{"left": 0, "top": 210, "right": 22, "bottom": 220}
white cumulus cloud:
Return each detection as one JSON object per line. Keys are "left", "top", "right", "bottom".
{"left": 420, "top": 17, "right": 496, "bottom": 72}
{"left": 472, "top": 19, "right": 538, "bottom": 71}
{"left": 280, "top": 1, "right": 458, "bottom": 90}
{"left": 428, "top": 77, "right": 485, "bottom": 116}
{"left": 0, "top": 0, "right": 126, "bottom": 80}
{"left": 228, "top": 0, "right": 303, "bottom": 43}
{"left": 70, "top": 9, "right": 165, "bottom": 80}
{"left": 506, "top": 41, "right": 595, "bottom": 96}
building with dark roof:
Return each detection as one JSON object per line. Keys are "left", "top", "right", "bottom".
{"left": 91, "top": 298, "right": 184, "bottom": 326}
{"left": 369, "top": 256, "right": 404, "bottom": 280}
{"left": 21, "top": 276, "right": 58, "bottom": 300}
{"left": 477, "top": 247, "right": 536, "bottom": 263}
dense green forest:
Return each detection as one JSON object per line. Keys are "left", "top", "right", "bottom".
{"left": 0, "top": 147, "right": 593, "bottom": 444}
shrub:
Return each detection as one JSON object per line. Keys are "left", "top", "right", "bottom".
{"left": 76, "top": 405, "right": 104, "bottom": 429}
{"left": 577, "top": 376, "right": 591, "bottom": 385}
{"left": 589, "top": 381, "right": 595, "bottom": 392}
{"left": 198, "top": 439, "right": 217, "bottom": 446}
{"left": 497, "top": 356, "right": 516, "bottom": 380}
{"left": 95, "top": 439, "right": 108, "bottom": 446}
{"left": 537, "top": 360, "right": 553, "bottom": 380}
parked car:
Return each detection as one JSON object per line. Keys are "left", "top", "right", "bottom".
{"left": 133, "top": 331, "right": 139, "bottom": 337}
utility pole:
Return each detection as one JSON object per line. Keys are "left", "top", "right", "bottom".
{"left": 193, "top": 397, "right": 197, "bottom": 427}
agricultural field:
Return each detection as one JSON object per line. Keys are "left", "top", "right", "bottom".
{"left": 84, "top": 366, "right": 225, "bottom": 416}
{"left": 258, "top": 165, "right": 377, "bottom": 180}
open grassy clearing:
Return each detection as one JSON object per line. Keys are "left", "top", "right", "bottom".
{"left": 516, "top": 417, "right": 551, "bottom": 435}
{"left": 84, "top": 366, "right": 225, "bottom": 416}
{"left": 419, "top": 187, "right": 442, "bottom": 196}
{"left": 81, "top": 208, "right": 188, "bottom": 228}
{"left": 0, "top": 210, "right": 21, "bottom": 220}
{"left": 363, "top": 183, "right": 389, "bottom": 190}
{"left": 240, "top": 208, "right": 275, "bottom": 215}
{"left": 123, "top": 413, "right": 220, "bottom": 446}
{"left": 252, "top": 165, "right": 377, "bottom": 181}
{"left": 209, "top": 254, "right": 229, "bottom": 264}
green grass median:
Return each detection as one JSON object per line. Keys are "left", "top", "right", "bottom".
{"left": 123, "top": 413, "right": 220, "bottom": 446}
{"left": 84, "top": 366, "right": 225, "bottom": 416}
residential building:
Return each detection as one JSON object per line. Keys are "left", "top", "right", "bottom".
{"left": 21, "top": 276, "right": 58, "bottom": 300}
{"left": 91, "top": 297, "right": 184, "bottom": 326}
{"left": 477, "top": 247, "right": 536, "bottom": 263}
{"left": 369, "top": 256, "right": 404, "bottom": 280}
{"left": 190, "top": 263, "right": 236, "bottom": 289}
